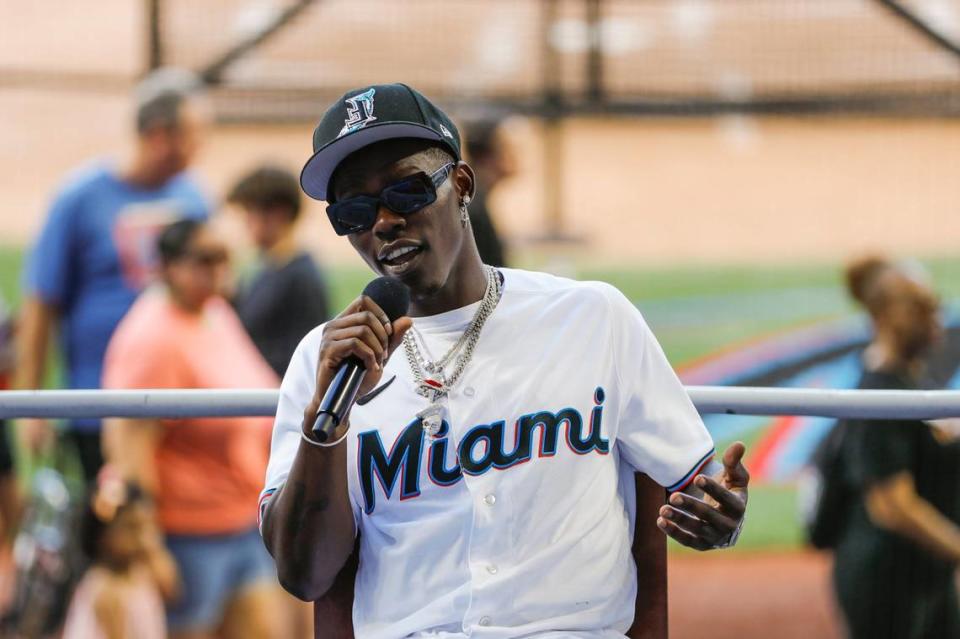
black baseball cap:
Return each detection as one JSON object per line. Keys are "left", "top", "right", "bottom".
{"left": 300, "top": 83, "right": 462, "bottom": 202}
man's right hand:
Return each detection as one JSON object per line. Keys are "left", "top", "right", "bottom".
{"left": 302, "top": 295, "right": 413, "bottom": 435}
{"left": 18, "top": 418, "right": 55, "bottom": 455}
{"left": 267, "top": 295, "right": 404, "bottom": 599}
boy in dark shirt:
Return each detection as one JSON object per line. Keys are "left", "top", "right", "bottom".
{"left": 228, "top": 165, "right": 331, "bottom": 377}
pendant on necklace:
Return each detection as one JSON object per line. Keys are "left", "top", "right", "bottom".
{"left": 417, "top": 402, "right": 444, "bottom": 437}
{"left": 416, "top": 373, "right": 446, "bottom": 399}
{"left": 414, "top": 370, "right": 447, "bottom": 437}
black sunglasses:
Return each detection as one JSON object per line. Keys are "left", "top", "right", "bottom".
{"left": 183, "top": 249, "right": 229, "bottom": 268}
{"left": 326, "top": 162, "right": 456, "bottom": 236}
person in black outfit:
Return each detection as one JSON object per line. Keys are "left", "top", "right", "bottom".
{"left": 462, "top": 118, "right": 517, "bottom": 267}
{"left": 832, "top": 255, "right": 960, "bottom": 639}
{"left": 228, "top": 165, "right": 331, "bottom": 377}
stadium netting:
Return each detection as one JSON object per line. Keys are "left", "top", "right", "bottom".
{"left": 150, "top": 0, "right": 960, "bottom": 120}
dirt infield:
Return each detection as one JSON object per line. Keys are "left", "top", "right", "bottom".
{"left": 4, "top": 4, "right": 960, "bottom": 266}
{"left": 3, "top": 1, "right": 960, "bottom": 270}
{"left": 4, "top": 2, "right": 960, "bottom": 266}
{"left": 2, "top": 102, "right": 959, "bottom": 270}
{"left": 0, "top": 548, "right": 843, "bottom": 637}
{"left": 0, "top": 550, "right": 841, "bottom": 637}
{"left": 669, "top": 551, "right": 840, "bottom": 639}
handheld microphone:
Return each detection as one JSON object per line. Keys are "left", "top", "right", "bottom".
{"left": 311, "top": 276, "right": 410, "bottom": 442}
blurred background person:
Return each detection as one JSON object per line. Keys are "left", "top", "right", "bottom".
{"left": 227, "top": 164, "right": 331, "bottom": 377}
{"left": 14, "top": 68, "right": 210, "bottom": 481}
{"left": 101, "top": 219, "right": 283, "bottom": 639}
{"left": 0, "top": 294, "right": 17, "bottom": 585}
{"left": 63, "top": 469, "right": 176, "bottom": 639}
{"left": 462, "top": 117, "right": 517, "bottom": 267}
{"left": 829, "top": 255, "right": 960, "bottom": 639}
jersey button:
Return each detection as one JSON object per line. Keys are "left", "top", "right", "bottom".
{"left": 483, "top": 494, "right": 496, "bottom": 506}
{"left": 464, "top": 386, "right": 476, "bottom": 397}
{"left": 486, "top": 564, "right": 498, "bottom": 575}
{"left": 478, "top": 616, "right": 491, "bottom": 626}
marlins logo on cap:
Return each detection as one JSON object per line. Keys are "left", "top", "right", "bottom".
{"left": 300, "top": 83, "right": 463, "bottom": 202}
{"left": 338, "top": 88, "right": 377, "bottom": 138}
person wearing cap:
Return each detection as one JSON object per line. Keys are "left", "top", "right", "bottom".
{"left": 259, "top": 83, "right": 750, "bottom": 637}
{"left": 15, "top": 68, "right": 211, "bottom": 480}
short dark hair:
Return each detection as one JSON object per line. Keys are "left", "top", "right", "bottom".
{"left": 134, "top": 68, "right": 203, "bottom": 134}
{"left": 157, "top": 218, "right": 204, "bottom": 265}
{"left": 227, "top": 165, "right": 302, "bottom": 220}
{"left": 422, "top": 144, "right": 454, "bottom": 168}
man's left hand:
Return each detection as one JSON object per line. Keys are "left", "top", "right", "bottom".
{"left": 656, "top": 442, "right": 749, "bottom": 550}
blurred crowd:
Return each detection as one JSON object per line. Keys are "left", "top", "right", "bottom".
{"left": 0, "top": 70, "right": 515, "bottom": 638}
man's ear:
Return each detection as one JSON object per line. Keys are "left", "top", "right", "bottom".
{"left": 455, "top": 161, "right": 476, "bottom": 202}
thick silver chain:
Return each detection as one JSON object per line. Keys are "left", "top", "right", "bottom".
{"left": 403, "top": 266, "right": 502, "bottom": 399}
{"left": 405, "top": 266, "right": 492, "bottom": 375}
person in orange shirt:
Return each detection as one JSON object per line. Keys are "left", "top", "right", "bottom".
{"left": 101, "top": 219, "right": 283, "bottom": 639}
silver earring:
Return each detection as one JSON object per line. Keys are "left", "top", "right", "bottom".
{"left": 460, "top": 203, "right": 470, "bottom": 227}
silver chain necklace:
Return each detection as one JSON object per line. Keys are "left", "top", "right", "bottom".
{"left": 403, "top": 266, "right": 502, "bottom": 436}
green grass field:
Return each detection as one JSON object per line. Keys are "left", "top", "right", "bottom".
{"left": 0, "top": 247, "right": 23, "bottom": 308}
{"left": 3, "top": 246, "right": 958, "bottom": 552}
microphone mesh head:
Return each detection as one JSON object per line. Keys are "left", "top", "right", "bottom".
{"left": 362, "top": 277, "right": 411, "bottom": 322}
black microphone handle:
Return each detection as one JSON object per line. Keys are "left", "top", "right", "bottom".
{"left": 311, "top": 358, "right": 367, "bottom": 443}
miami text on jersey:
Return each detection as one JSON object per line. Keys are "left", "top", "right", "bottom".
{"left": 357, "top": 387, "right": 610, "bottom": 514}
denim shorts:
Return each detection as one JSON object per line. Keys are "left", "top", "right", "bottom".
{"left": 165, "top": 526, "right": 276, "bottom": 632}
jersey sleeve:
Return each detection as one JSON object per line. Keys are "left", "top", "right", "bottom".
{"left": 848, "top": 420, "right": 918, "bottom": 488}
{"left": 259, "top": 325, "right": 359, "bottom": 529}
{"left": 604, "top": 285, "right": 715, "bottom": 491}
{"left": 24, "top": 187, "right": 81, "bottom": 305}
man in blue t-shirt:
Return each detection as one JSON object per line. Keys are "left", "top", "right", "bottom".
{"left": 16, "top": 69, "right": 211, "bottom": 480}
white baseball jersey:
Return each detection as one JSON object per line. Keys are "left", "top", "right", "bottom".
{"left": 261, "top": 268, "right": 714, "bottom": 638}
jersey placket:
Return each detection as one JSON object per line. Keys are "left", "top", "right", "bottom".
{"left": 446, "top": 366, "right": 510, "bottom": 632}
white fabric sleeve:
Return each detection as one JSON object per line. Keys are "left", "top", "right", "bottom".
{"left": 604, "top": 285, "right": 715, "bottom": 492}
{"left": 259, "top": 325, "right": 324, "bottom": 530}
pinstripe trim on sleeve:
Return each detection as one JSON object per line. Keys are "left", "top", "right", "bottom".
{"left": 257, "top": 487, "right": 278, "bottom": 534}
{"left": 666, "top": 448, "right": 715, "bottom": 493}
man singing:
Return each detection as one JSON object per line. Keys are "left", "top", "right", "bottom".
{"left": 260, "top": 84, "right": 748, "bottom": 638}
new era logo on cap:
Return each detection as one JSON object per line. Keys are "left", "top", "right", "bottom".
{"left": 300, "top": 83, "right": 462, "bottom": 202}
